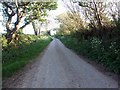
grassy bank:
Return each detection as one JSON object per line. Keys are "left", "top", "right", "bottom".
{"left": 58, "top": 35, "right": 120, "bottom": 74}
{"left": 2, "top": 34, "right": 52, "bottom": 78}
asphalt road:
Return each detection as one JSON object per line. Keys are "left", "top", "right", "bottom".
{"left": 3, "top": 38, "right": 118, "bottom": 88}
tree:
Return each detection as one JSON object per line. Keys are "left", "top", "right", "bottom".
{"left": 2, "top": 2, "right": 29, "bottom": 43}
{"left": 62, "top": 0, "right": 84, "bottom": 30}
{"left": 108, "top": 1, "right": 120, "bottom": 29}
{"left": 77, "top": 0, "right": 107, "bottom": 29}
{"left": 57, "top": 12, "right": 83, "bottom": 35}
{"left": 2, "top": 1, "right": 57, "bottom": 43}
{"left": 73, "top": 0, "right": 113, "bottom": 39}
{"left": 32, "top": 20, "right": 42, "bottom": 35}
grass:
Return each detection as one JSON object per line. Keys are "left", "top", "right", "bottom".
{"left": 2, "top": 35, "right": 52, "bottom": 78}
{"left": 58, "top": 35, "right": 120, "bottom": 74}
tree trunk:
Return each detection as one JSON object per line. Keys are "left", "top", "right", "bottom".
{"left": 32, "top": 21, "right": 38, "bottom": 36}
{"left": 6, "top": 15, "right": 14, "bottom": 44}
{"left": 5, "top": 1, "right": 21, "bottom": 44}
{"left": 93, "top": 1, "right": 102, "bottom": 29}
{"left": 9, "top": 6, "right": 21, "bottom": 44}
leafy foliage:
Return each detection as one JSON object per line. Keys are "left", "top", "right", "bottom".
{"left": 57, "top": 12, "right": 83, "bottom": 34}
{"left": 56, "top": 0, "right": 120, "bottom": 74}
{"left": 2, "top": 34, "right": 52, "bottom": 78}
{"left": 2, "top": 1, "right": 57, "bottom": 43}
{"left": 58, "top": 36, "right": 120, "bottom": 74}
{"left": 25, "top": 2, "right": 57, "bottom": 23}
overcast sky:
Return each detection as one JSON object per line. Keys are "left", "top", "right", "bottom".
{"left": 46, "top": 0, "right": 66, "bottom": 30}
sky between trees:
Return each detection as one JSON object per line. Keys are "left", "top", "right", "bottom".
{"left": 0, "top": 0, "right": 119, "bottom": 34}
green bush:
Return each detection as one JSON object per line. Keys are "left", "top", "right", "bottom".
{"left": 59, "top": 36, "right": 120, "bottom": 74}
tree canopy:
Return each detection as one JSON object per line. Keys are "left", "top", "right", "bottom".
{"left": 2, "top": 1, "right": 57, "bottom": 43}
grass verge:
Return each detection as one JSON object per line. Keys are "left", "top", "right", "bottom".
{"left": 2, "top": 35, "right": 52, "bottom": 78}
{"left": 58, "top": 35, "right": 120, "bottom": 74}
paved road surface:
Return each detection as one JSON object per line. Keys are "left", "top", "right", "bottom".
{"left": 4, "top": 38, "right": 118, "bottom": 88}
